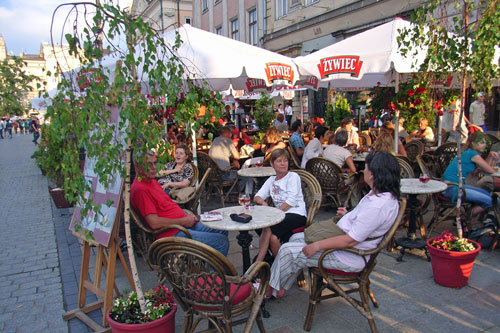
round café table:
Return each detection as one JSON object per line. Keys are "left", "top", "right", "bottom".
{"left": 396, "top": 178, "right": 447, "bottom": 261}
{"left": 200, "top": 205, "right": 285, "bottom": 273}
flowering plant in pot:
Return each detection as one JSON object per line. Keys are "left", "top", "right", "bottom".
{"left": 107, "top": 286, "right": 177, "bottom": 332}
{"left": 427, "top": 231, "right": 481, "bottom": 288}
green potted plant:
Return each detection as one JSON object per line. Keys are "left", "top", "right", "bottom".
{"left": 325, "top": 93, "right": 351, "bottom": 130}
{"left": 427, "top": 230, "right": 481, "bottom": 288}
{"left": 106, "top": 285, "right": 177, "bottom": 332}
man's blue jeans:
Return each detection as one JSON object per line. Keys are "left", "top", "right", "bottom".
{"left": 176, "top": 222, "right": 229, "bottom": 256}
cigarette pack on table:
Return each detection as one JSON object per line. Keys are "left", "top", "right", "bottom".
{"left": 200, "top": 211, "right": 223, "bottom": 222}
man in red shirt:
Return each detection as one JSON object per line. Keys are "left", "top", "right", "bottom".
{"left": 131, "top": 150, "right": 229, "bottom": 255}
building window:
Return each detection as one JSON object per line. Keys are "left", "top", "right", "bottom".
{"left": 231, "top": 19, "right": 239, "bottom": 40}
{"left": 276, "top": 0, "right": 288, "bottom": 19}
{"left": 304, "top": 0, "right": 318, "bottom": 5}
{"left": 185, "top": 16, "right": 191, "bottom": 25}
{"left": 202, "top": 0, "right": 208, "bottom": 11}
{"left": 216, "top": 26, "right": 223, "bottom": 35}
{"left": 291, "top": 0, "right": 302, "bottom": 7}
{"left": 215, "top": 0, "right": 221, "bottom": 4}
{"left": 248, "top": 9, "right": 257, "bottom": 45}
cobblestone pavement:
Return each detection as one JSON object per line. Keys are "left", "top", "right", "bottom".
{"left": 2, "top": 133, "right": 500, "bottom": 332}
{"left": 0, "top": 133, "right": 67, "bottom": 332}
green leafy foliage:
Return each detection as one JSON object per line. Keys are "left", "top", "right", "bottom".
{"left": 325, "top": 93, "right": 351, "bottom": 130}
{"left": 45, "top": 2, "right": 224, "bottom": 231}
{"left": 254, "top": 92, "right": 275, "bottom": 133}
{"left": 0, "top": 56, "right": 38, "bottom": 116}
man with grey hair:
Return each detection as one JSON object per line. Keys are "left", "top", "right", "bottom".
{"left": 323, "top": 129, "right": 357, "bottom": 174}
{"left": 130, "top": 150, "right": 229, "bottom": 256}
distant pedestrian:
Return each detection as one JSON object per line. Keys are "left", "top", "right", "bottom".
{"left": 0, "top": 118, "right": 4, "bottom": 139}
{"left": 470, "top": 92, "right": 486, "bottom": 132}
{"left": 13, "top": 120, "right": 19, "bottom": 134}
{"left": 31, "top": 117, "right": 40, "bottom": 144}
{"left": 285, "top": 101, "right": 293, "bottom": 125}
{"left": 24, "top": 120, "right": 29, "bottom": 134}
{"left": 5, "top": 119, "right": 13, "bottom": 139}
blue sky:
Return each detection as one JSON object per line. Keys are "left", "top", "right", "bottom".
{"left": 0, "top": 0, "right": 131, "bottom": 56}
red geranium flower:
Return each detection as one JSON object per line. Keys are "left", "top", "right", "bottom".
{"left": 211, "top": 116, "right": 216, "bottom": 122}
{"left": 434, "top": 99, "right": 443, "bottom": 111}
{"left": 218, "top": 118, "right": 224, "bottom": 125}
{"left": 438, "top": 110, "right": 444, "bottom": 116}
{"left": 415, "top": 98, "right": 422, "bottom": 105}
{"left": 408, "top": 90, "right": 415, "bottom": 96}
{"left": 415, "top": 87, "right": 426, "bottom": 94}
{"left": 317, "top": 117, "right": 324, "bottom": 124}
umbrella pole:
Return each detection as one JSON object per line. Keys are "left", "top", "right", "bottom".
{"left": 394, "top": 72, "right": 400, "bottom": 154}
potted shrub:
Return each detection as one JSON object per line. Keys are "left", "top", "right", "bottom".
{"left": 106, "top": 285, "right": 177, "bottom": 332}
{"left": 427, "top": 230, "right": 481, "bottom": 288}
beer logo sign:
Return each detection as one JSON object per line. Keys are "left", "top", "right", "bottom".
{"left": 317, "top": 56, "right": 363, "bottom": 79}
{"left": 265, "top": 63, "right": 294, "bottom": 83}
{"left": 246, "top": 78, "right": 270, "bottom": 92}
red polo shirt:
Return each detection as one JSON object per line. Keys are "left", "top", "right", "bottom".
{"left": 130, "top": 178, "right": 186, "bottom": 238}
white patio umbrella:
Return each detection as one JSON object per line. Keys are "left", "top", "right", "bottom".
{"left": 83, "top": 24, "right": 300, "bottom": 93}
{"left": 293, "top": 18, "right": 426, "bottom": 88}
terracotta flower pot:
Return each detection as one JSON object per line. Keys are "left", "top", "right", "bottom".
{"left": 106, "top": 304, "right": 177, "bottom": 333}
{"left": 427, "top": 238, "right": 481, "bottom": 288}
{"left": 48, "top": 186, "right": 74, "bottom": 209}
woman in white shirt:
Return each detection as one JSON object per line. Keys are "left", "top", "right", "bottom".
{"left": 301, "top": 126, "right": 328, "bottom": 168}
{"left": 267, "top": 151, "right": 400, "bottom": 298}
{"left": 254, "top": 149, "right": 307, "bottom": 263}
{"left": 323, "top": 129, "right": 356, "bottom": 173}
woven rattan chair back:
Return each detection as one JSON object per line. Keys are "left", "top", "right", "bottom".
{"left": 305, "top": 157, "right": 349, "bottom": 207}
{"left": 293, "top": 170, "right": 322, "bottom": 227}
{"left": 196, "top": 151, "right": 238, "bottom": 207}
{"left": 174, "top": 167, "right": 211, "bottom": 213}
{"left": 148, "top": 237, "right": 269, "bottom": 333}
{"left": 129, "top": 205, "right": 191, "bottom": 270}
{"left": 304, "top": 199, "right": 407, "bottom": 333}
{"left": 433, "top": 142, "right": 458, "bottom": 178}
{"left": 358, "top": 132, "right": 372, "bottom": 147}
{"left": 395, "top": 155, "right": 415, "bottom": 178}
{"left": 287, "top": 145, "right": 302, "bottom": 170}
{"left": 404, "top": 140, "right": 424, "bottom": 165}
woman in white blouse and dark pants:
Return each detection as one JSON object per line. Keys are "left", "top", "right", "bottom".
{"left": 254, "top": 149, "right": 307, "bottom": 263}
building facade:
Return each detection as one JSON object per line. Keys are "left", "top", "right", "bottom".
{"left": 130, "top": 0, "right": 194, "bottom": 33}
{"left": 0, "top": 35, "right": 81, "bottom": 116}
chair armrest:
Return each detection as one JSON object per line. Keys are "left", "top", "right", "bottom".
{"left": 150, "top": 224, "right": 192, "bottom": 239}
{"left": 317, "top": 247, "right": 375, "bottom": 276}
{"left": 227, "top": 261, "right": 270, "bottom": 297}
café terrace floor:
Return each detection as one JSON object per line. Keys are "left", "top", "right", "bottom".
{"left": 109, "top": 195, "right": 500, "bottom": 333}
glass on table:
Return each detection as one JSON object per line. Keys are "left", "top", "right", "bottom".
{"left": 419, "top": 173, "right": 430, "bottom": 184}
{"left": 238, "top": 193, "right": 251, "bottom": 212}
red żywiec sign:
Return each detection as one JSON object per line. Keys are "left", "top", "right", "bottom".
{"left": 317, "top": 56, "right": 363, "bottom": 78}
{"left": 265, "top": 63, "right": 294, "bottom": 84}
{"left": 246, "top": 78, "right": 271, "bottom": 92}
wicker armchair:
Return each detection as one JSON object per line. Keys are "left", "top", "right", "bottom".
{"left": 404, "top": 140, "right": 424, "bottom": 168}
{"left": 293, "top": 170, "right": 322, "bottom": 228}
{"left": 428, "top": 142, "right": 458, "bottom": 179}
{"left": 303, "top": 199, "right": 407, "bottom": 333}
{"left": 306, "top": 157, "right": 355, "bottom": 208}
{"left": 148, "top": 237, "right": 270, "bottom": 333}
{"left": 129, "top": 206, "right": 192, "bottom": 270}
{"left": 287, "top": 145, "right": 302, "bottom": 170}
{"left": 491, "top": 192, "right": 500, "bottom": 251}
{"left": 359, "top": 132, "right": 372, "bottom": 147}
{"left": 395, "top": 155, "right": 415, "bottom": 179}
{"left": 196, "top": 151, "right": 240, "bottom": 207}
{"left": 416, "top": 155, "right": 472, "bottom": 236}
{"left": 173, "top": 167, "right": 211, "bottom": 213}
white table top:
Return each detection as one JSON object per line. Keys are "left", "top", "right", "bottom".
{"left": 199, "top": 205, "right": 285, "bottom": 231}
{"left": 400, "top": 178, "right": 447, "bottom": 195}
{"left": 237, "top": 167, "right": 276, "bottom": 178}
{"left": 490, "top": 172, "right": 500, "bottom": 177}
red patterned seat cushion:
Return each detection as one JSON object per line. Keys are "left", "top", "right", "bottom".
{"left": 324, "top": 268, "right": 361, "bottom": 276}
{"left": 190, "top": 276, "right": 251, "bottom": 310}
